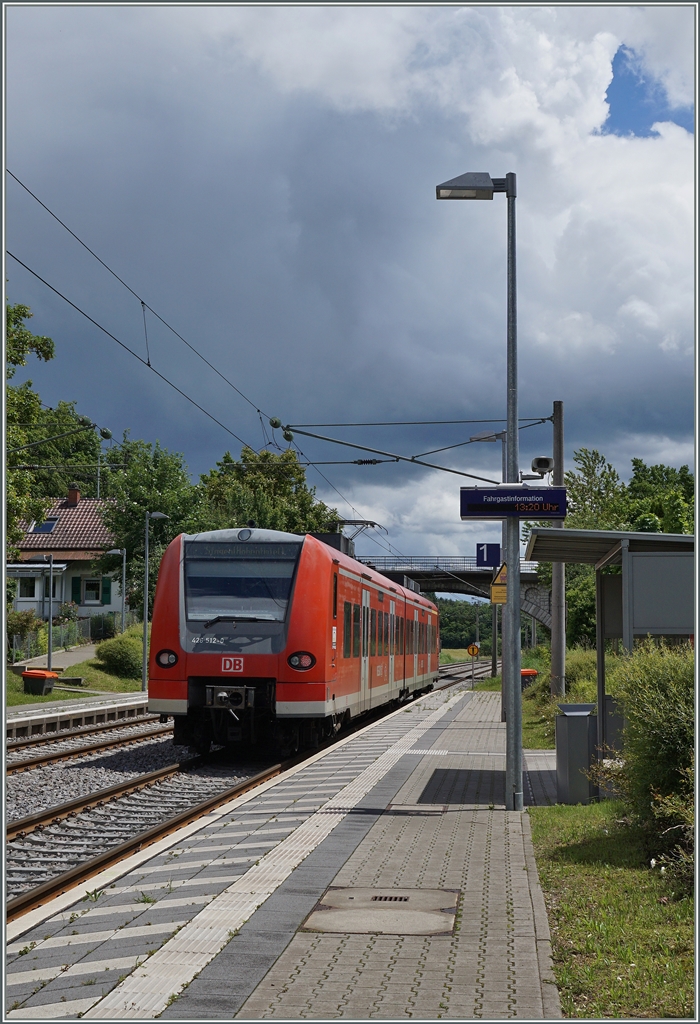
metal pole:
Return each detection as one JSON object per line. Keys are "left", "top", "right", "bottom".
{"left": 97, "top": 452, "right": 100, "bottom": 500}
{"left": 491, "top": 602, "right": 498, "bottom": 678}
{"left": 121, "top": 549, "right": 126, "bottom": 634}
{"left": 504, "top": 171, "right": 522, "bottom": 812}
{"left": 47, "top": 554, "right": 54, "bottom": 672}
{"left": 550, "top": 400, "right": 566, "bottom": 696}
{"left": 499, "top": 433, "right": 508, "bottom": 722}
{"left": 142, "top": 513, "right": 149, "bottom": 692}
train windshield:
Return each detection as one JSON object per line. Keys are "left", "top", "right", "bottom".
{"left": 184, "top": 541, "right": 302, "bottom": 623}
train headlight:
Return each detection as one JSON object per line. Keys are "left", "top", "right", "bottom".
{"left": 288, "top": 651, "right": 316, "bottom": 671}
{"left": 156, "top": 649, "right": 179, "bottom": 668}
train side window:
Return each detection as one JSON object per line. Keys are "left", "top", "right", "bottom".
{"left": 333, "top": 574, "right": 338, "bottom": 619}
{"left": 384, "top": 611, "right": 389, "bottom": 654}
{"left": 353, "top": 603, "right": 361, "bottom": 658}
{"left": 343, "top": 602, "right": 352, "bottom": 658}
{"left": 377, "top": 610, "right": 383, "bottom": 656}
{"left": 370, "top": 608, "right": 377, "bottom": 657}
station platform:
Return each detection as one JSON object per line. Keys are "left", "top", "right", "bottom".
{"left": 6, "top": 684, "right": 560, "bottom": 1020}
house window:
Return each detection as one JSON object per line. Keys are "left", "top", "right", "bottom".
{"left": 31, "top": 517, "right": 59, "bottom": 534}
{"left": 44, "top": 576, "right": 59, "bottom": 598}
{"left": 19, "top": 578, "right": 36, "bottom": 598}
{"left": 83, "top": 579, "right": 101, "bottom": 604}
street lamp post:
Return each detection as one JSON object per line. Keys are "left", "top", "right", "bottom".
{"left": 44, "top": 554, "right": 54, "bottom": 672}
{"left": 142, "top": 513, "right": 168, "bottom": 692}
{"left": 106, "top": 548, "right": 127, "bottom": 634}
{"left": 437, "top": 171, "right": 523, "bottom": 811}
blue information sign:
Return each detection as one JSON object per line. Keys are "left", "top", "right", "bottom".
{"left": 461, "top": 487, "right": 567, "bottom": 520}
{"left": 476, "top": 543, "right": 501, "bottom": 567}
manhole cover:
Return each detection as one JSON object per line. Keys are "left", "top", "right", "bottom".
{"left": 302, "top": 888, "right": 460, "bottom": 935}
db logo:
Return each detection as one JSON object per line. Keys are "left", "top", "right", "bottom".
{"left": 222, "top": 656, "right": 244, "bottom": 673}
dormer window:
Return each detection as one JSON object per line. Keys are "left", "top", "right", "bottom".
{"left": 32, "top": 517, "right": 59, "bottom": 534}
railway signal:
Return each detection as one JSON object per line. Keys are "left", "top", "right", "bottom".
{"left": 467, "top": 642, "right": 480, "bottom": 685}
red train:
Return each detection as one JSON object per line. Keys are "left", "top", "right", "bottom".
{"left": 148, "top": 528, "right": 440, "bottom": 754}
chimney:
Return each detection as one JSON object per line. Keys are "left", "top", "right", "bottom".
{"left": 67, "top": 483, "right": 81, "bottom": 506}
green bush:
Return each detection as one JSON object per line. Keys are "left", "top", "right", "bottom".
{"left": 7, "top": 609, "right": 40, "bottom": 642}
{"left": 614, "top": 640, "right": 694, "bottom": 825}
{"left": 96, "top": 634, "right": 143, "bottom": 678}
{"left": 90, "top": 614, "right": 117, "bottom": 641}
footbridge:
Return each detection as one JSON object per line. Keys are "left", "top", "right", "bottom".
{"left": 357, "top": 555, "right": 552, "bottom": 629}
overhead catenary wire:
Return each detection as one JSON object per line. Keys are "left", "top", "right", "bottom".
{"left": 7, "top": 251, "right": 254, "bottom": 450}
{"left": 412, "top": 417, "right": 549, "bottom": 459}
{"left": 291, "top": 439, "right": 408, "bottom": 559}
{"left": 278, "top": 425, "right": 500, "bottom": 485}
{"left": 7, "top": 169, "right": 267, "bottom": 418}
{"left": 289, "top": 417, "right": 551, "bottom": 427}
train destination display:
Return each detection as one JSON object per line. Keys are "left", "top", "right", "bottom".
{"left": 460, "top": 486, "right": 567, "bottom": 520}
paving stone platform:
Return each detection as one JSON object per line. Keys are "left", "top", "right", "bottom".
{"left": 6, "top": 687, "right": 559, "bottom": 1020}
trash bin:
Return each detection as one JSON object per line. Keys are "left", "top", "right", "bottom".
{"left": 520, "top": 668, "right": 538, "bottom": 691}
{"left": 22, "top": 670, "right": 58, "bottom": 696}
{"left": 555, "top": 703, "right": 597, "bottom": 805}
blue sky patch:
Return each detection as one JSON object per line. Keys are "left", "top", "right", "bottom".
{"left": 603, "top": 46, "right": 694, "bottom": 137}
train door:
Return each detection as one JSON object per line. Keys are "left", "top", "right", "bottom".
{"left": 389, "top": 600, "right": 395, "bottom": 694}
{"left": 413, "top": 608, "right": 419, "bottom": 686}
{"left": 360, "top": 589, "right": 370, "bottom": 712}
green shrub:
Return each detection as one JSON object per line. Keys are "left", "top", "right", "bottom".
{"left": 614, "top": 640, "right": 694, "bottom": 825}
{"left": 7, "top": 609, "right": 40, "bottom": 642}
{"left": 90, "top": 614, "right": 117, "bottom": 641}
{"left": 96, "top": 635, "right": 143, "bottom": 678}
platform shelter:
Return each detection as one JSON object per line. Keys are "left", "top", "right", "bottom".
{"left": 525, "top": 528, "right": 695, "bottom": 751}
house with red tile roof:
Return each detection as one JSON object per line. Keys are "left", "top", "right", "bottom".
{"left": 10, "top": 484, "right": 124, "bottom": 620}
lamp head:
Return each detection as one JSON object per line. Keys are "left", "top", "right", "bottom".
{"left": 149, "top": 512, "right": 169, "bottom": 520}
{"left": 436, "top": 172, "right": 494, "bottom": 200}
{"left": 106, "top": 548, "right": 123, "bottom": 555}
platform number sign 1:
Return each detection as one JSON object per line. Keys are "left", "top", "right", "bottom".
{"left": 467, "top": 642, "right": 480, "bottom": 685}
{"left": 476, "top": 543, "right": 501, "bottom": 567}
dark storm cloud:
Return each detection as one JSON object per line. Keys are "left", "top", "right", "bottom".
{"left": 5, "top": 6, "right": 694, "bottom": 551}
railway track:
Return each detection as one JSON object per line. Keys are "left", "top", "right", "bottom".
{"left": 6, "top": 723, "right": 173, "bottom": 775}
{"left": 6, "top": 663, "right": 498, "bottom": 922}
{"left": 6, "top": 713, "right": 162, "bottom": 752}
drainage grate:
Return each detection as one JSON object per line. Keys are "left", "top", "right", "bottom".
{"left": 371, "top": 895, "right": 409, "bottom": 902}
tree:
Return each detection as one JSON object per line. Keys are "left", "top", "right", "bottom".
{"left": 96, "top": 436, "right": 205, "bottom": 615}
{"left": 199, "top": 447, "right": 340, "bottom": 535}
{"left": 6, "top": 301, "right": 55, "bottom": 558}
{"left": 6, "top": 301, "right": 54, "bottom": 379}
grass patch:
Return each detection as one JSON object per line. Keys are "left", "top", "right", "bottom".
{"left": 440, "top": 648, "right": 493, "bottom": 665}
{"left": 530, "top": 800, "right": 694, "bottom": 1019}
{"left": 470, "top": 672, "right": 552, "bottom": 749}
{"left": 6, "top": 659, "right": 141, "bottom": 705}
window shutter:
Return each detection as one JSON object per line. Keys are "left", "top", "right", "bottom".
{"left": 72, "top": 577, "right": 82, "bottom": 604}
{"left": 101, "top": 577, "right": 111, "bottom": 606}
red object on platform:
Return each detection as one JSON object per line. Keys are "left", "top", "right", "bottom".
{"left": 520, "top": 669, "right": 538, "bottom": 677}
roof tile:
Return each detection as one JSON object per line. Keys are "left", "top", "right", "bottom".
{"left": 18, "top": 499, "right": 115, "bottom": 552}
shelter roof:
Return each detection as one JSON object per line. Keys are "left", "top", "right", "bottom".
{"left": 525, "top": 528, "right": 694, "bottom": 566}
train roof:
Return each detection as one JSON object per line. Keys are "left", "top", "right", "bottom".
{"left": 182, "top": 528, "right": 303, "bottom": 544}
